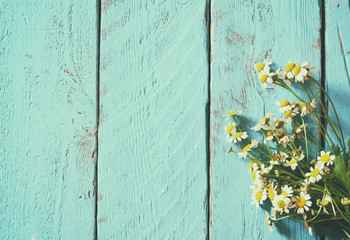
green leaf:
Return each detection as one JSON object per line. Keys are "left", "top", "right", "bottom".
{"left": 334, "top": 155, "right": 350, "bottom": 195}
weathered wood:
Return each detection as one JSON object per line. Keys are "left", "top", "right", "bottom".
{"left": 0, "top": 1, "right": 98, "bottom": 239}
{"left": 98, "top": 1, "right": 209, "bottom": 239}
{"left": 325, "top": 0, "right": 350, "bottom": 239}
{"left": 210, "top": 0, "right": 321, "bottom": 239}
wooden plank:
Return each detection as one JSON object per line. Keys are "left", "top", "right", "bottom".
{"left": 98, "top": 1, "right": 209, "bottom": 239}
{"left": 0, "top": 1, "right": 97, "bottom": 239}
{"left": 325, "top": 0, "right": 350, "bottom": 239}
{"left": 210, "top": 0, "right": 321, "bottom": 239}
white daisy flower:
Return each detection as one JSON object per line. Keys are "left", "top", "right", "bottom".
{"left": 305, "top": 162, "right": 324, "bottom": 183}
{"left": 285, "top": 62, "right": 296, "bottom": 80}
{"left": 251, "top": 187, "right": 267, "bottom": 207}
{"left": 265, "top": 211, "right": 273, "bottom": 232}
{"left": 259, "top": 71, "right": 275, "bottom": 89}
{"left": 279, "top": 152, "right": 289, "bottom": 162}
{"left": 254, "top": 59, "right": 271, "bottom": 73}
{"left": 238, "top": 139, "right": 259, "bottom": 159}
{"left": 293, "top": 62, "right": 309, "bottom": 83}
{"left": 225, "top": 123, "right": 238, "bottom": 142}
{"left": 280, "top": 185, "right": 293, "bottom": 199}
{"left": 248, "top": 161, "right": 259, "bottom": 173}
{"left": 317, "top": 194, "right": 332, "bottom": 215}
{"left": 284, "top": 158, "right": 298, "bottom": 170}
{"left": 225, "top": 110, "right": 243, "bottom": 120}
{"left": 291, "top": 191, "right": 312, "bottom": 214}
{"left": 272, "top": 194, "right": 291, "bottom": 214}
{"left": 252, "top": 113, "right": 276, "bottom": 131}
{"left": 276, "top": 100, "right": 291, "bottom": 113}
{"left": 227, "top": 131, "right": 248, "bottom": 143}
{"left": 317, "top": 151, "right": 335, "bottom": 166}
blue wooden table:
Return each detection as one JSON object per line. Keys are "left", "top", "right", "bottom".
{"left": 0, "top": 0, "right": 349, "bottom": 239}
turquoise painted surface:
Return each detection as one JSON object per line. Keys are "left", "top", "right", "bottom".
{"left": 325, "top": 0, "right": 350, "bottom": 239}
{"left": 0, "top": 0, "right": 98, "bottom": 239}
{"left": 97, "top": 1, "right": 209, "bottom": 239}
{"left": 0, "top": 0, "right": 349, "bottom": 239}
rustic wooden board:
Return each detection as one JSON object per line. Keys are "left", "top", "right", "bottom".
{"left": 210, "top": 0, "right": 321, "bottom": 239}
{"left": 97, "top": 1, "right": 209, "bottom": 239}
{"left": 325, "top": 0, "right": 350, "bottom": 239}
{"left": 0, "top": 1, "right": 98, "bottom": 239}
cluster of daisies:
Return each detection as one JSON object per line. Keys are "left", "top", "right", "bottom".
{"left": 254, "top": 59, "right": 315, "bottom": 89}
{"left": 225, "top": 61, "right": 350, "bottom": 236}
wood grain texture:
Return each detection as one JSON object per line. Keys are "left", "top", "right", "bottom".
{"left": 210, "top": 0, "right": 321, "bottom": 239}
{"left": 98, "top": 1, "right": 209, "bottom": 239}
{"left": 0, "top": 1, "right": 98, "bottom": 239}
{"left": 325, "top": 0, "right": 349, "bottom": 239}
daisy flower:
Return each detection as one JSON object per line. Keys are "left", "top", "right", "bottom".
{"left": 280, "top": 185, "right": 293, "bottom": 199}
{"left": 265, "top": 211, "right": 273, "bottom": 232}
{"left": 284, "top": 62, "right": 296, "bottom": 82}
{"left": 227, "top": 131, "right": 248, "bottom": 143}
{"left": 341, "top": 198, "right": 350, "bottom": 206}
{"left": 293, "top": 62, "right": 309, "bottom": 83}
{"left": 291, "top": 191, "right": 312, "bottom": 214}
{"left": 238, "top": 139, "right": 259, "bottom": 159}
{"left": 272, "top": 194, "right": 291, "bottom": 214}
{"left": 259, "top": 71, "right": 275, "bottom": 89}
{"left": 276, "top": 100, "right": 291, "bottom": 113}
{"left": 251, "top": 187, "right": 267, "bottom": 207}
{"left": 317, "top": 194, "right": 332, "bottom": 215}
{"left": 252, "top": 113, "right": 275, "bottom": 131}
{"left": 248, "top": 161, "right": 259, "bottom": 173}
{"left": 317, "top": 151, "right": 335, "bottom": 166}
{"left": 305, "top": 162, "right": 324, "bottom": 183}
{"left": 225, "top": 110, "right": 243, "bottom": 120}
{"left": 254, "top": 59, "right": 271, "bottom": 73}
{"left": 265, "top": 130, "right": 274, "bottom": 142}
{"left": 300, "top": 100, "right": 317, "bottom": 116}
{"left": 284, "top": 158, "right": 298, "bottom": 170}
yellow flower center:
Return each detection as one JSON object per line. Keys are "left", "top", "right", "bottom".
{"left": 301, "top": 102, "right": 309, "bottom": 109}
{"left": 252, "top": 170, "right": 256, "bottom": 181}
{"left": 227, "top": 111, "right": 237, "bottom": 117}
{"left": 226, "top": 125, "right": 234, "bottom": 134}
{"left": 286, "top": 63, "right": 295, "bottom": 72}
{"left": 289, "top": 159, "right": 296, "bottom": 165}
{"left": 296, "top": 198, "right": 306, "bottom": 208}
{"left": 274, "top": 120, "right": 284, "bottom": 129}
{"left": 255, "top": 191, "right": 262, "bottom": 201}
{"left": 243, "top": 144, "right": 251, "bottom": 153}
{"left": 322, "top": 200, "right": 329, "bottom": 206}
{"left": 293, "top": 66, "right": 302, "bottom": 75}
{"left": 248, "top": 161, "right": 254, "bottom": 170}
{"left": 311, "top": 168, "right": 320, "bottom": 177}
{"left": 268, "top": 188, "right": 275, "bottom": 200}
{"left": 266, "top": 217, "right": 270, "bottom": 227}
{"left": 267, "top": 131, "right": 273, "bottom": 137}
{"left": 320, "top": 154, "right": 330, "bottom": 163}
{"left": 232, "top": 132, "right": 243, "bottom": 138}
{"left": 281, "top": 191, "right": 288, "bottom": 198}
{"left": 284, "top": 110, "right": 292, "bottom": 119}
{"left": 341, "top": 199, "right": 350, "bottom": 205}
{"left": 280, "top": 100, "right": 289, "bottom": 107}
{"left": 257, "top": 63, "right": 265, "bottom": 72}
{"left": 277, "top": 200, "right": 285, "bottom": 208}
{"left": 260, "top": 74, "right": 268, "bottom": 83}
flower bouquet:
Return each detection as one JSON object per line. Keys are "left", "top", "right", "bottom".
{"left": 225, "top": 60, "right": 350, "bottom": 237}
